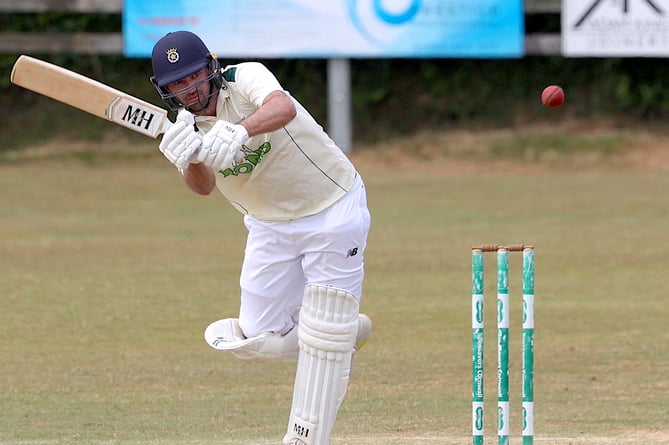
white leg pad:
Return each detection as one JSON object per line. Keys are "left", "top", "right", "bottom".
{"left": 284, "top": 284, "right": 359, "bottom": 445}
{"left": 204, "top": 318, "right": 298, "bottom": 360}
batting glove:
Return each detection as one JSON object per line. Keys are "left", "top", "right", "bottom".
{"left": 158, "top": 109, "right": 202, "bottom": 170}
{"left": 198, "top": 119, "right": 249, "bottom": 171}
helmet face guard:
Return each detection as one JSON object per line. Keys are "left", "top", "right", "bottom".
{"left": 150, "top": 31, "right": 223, "bottom": 112}
{"left": 151, "top": 57, "right": 223, "bottom": 112}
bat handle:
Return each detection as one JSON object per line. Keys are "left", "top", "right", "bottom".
{"left": 161, "top": 120, "right": 172, "bottom": 135}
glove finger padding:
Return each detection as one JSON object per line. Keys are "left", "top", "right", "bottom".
{"left": 199, "top": 121, "right": 228, "bottom": 167}
{"left": 175, "top": 108, "right": 195, "bottom": 126}
{"left": 199, "top": 120, "right": 249, "bottom": 171}
{"left": 220, "top": 145, "right": 239, "bottom": 169}
{"left": 174, "top": 131, "right": 201, "bottom": 169}
{"left": 158, "top": 117, "right": 202, "bottom": 169}
{"left": 159, "top": 120, "right": 188, "bottom": 162}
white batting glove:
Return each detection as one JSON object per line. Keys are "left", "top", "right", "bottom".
{"left": 158, "top": 109, "right": 202, "bottom": 170}
{"left": 197, "top": 120, "right": 249, "bottom": 171}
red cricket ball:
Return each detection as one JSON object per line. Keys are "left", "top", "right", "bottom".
{"left": 541, "top": 85, "right": 565, "bottom": 108}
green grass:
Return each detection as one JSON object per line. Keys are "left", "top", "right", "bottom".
{"left": 1, "top": 146, "right": 669, "bottom": 444}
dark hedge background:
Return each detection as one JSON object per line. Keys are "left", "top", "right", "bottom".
{"left": 1, "top": 11, "right": 668, "bottom": 149}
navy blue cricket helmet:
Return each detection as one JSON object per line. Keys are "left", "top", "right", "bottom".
{"left": 150, "top": 31, "right": 223, "bottom": 112}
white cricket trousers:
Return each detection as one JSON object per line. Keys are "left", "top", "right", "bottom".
{"left": 237, "top": 175, "right": 370, "bottom": 338}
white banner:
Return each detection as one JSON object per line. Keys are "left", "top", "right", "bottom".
{"left": 562, "top": 0, "right": 669, "bottom": 57}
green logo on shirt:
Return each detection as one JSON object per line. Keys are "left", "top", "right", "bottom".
{"left": 219, "top": 142, "right": 271, "bottom": 177}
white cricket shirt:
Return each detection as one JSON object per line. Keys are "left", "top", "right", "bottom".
{"left": 194, "top": 62, "right": 356, "bottom": 221}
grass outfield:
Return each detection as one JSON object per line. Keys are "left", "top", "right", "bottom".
{"left": 1, "top": 125, "right": 669, "bottom": 445}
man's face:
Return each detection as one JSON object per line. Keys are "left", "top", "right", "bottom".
{"left": 165, "top": 67, "right": 217, "bottom": 115}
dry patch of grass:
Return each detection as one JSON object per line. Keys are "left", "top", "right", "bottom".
{"left": 350, "top": 120, "right": 669, "bottom": 176}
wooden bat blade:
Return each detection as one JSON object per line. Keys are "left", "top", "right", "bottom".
{"left": 10, "top": 55, "right": 169, "bottom": 138}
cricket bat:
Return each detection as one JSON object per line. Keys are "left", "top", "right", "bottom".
{"left": 10, "top": 55, "right": 170, "bottom": 138}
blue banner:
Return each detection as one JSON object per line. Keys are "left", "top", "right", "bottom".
{"left": 123, "top": 0, "right": 523, "bottom": 58}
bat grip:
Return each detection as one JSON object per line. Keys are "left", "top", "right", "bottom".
{"left": 161, "top": 120, "right": 172, "bottom": 135}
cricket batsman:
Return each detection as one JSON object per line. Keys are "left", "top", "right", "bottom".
{"left": 150, "top": 31, "right": 372, "bottom": 445}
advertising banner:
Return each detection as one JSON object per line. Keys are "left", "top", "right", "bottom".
{"left": 124, "top": 0, "right": 523, "bottom": 58}
{"left": 563, "top": 0, "right": 669, "bottom": 57}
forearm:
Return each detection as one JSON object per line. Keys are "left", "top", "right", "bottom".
{"left": 182, "top": 162, "right": 216, "bottom": 195}
{"left": 238, "top": 90, "right": 297, "bottom": 136}
{"left": 184, "top": 91, "right": 296, "bottom": 177}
